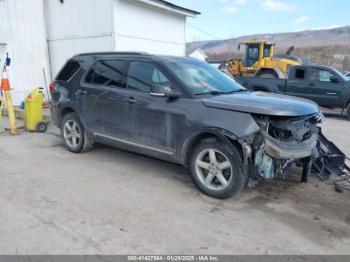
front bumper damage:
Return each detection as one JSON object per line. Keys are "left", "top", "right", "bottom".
{"left": 245, "top": 112, "right": 350, "bottom": 189}
{"left": 264, "top": 133, "right": 318, "bottom": 160}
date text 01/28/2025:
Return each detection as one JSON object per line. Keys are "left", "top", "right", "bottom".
{"left": 127, "top": 256, "right": 219, "bottom": 261}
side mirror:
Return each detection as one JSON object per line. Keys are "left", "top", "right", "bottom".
{"left": 330, "top": 76, "right": 340, "bottom": 83}
{"left": 150, "top": 85, "right": 180, "bottom": 99}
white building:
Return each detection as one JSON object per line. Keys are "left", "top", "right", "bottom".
{"left": 188, "top": 48, "right": 208, "bottom": 61}
{"left": 0, "top": 0, "right": 199, "bottom": 104}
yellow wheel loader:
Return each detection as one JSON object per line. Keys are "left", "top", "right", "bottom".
{"left": 227, "top": 40, "right": 304, "bottom": 79}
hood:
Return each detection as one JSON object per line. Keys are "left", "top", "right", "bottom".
{"left": 202, "top": 91, "right": 319, "bottom": 117}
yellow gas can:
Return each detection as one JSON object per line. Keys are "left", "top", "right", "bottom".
{"left": 24, "top": 88, "right": 47, "bottom": 132}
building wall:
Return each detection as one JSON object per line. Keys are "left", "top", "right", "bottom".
{"left": 45, "top": 0, "right": 115, "bottom": 78}
{"left": 114, "top": 0, "right": 186, "bottom": 55}
{"left": 0, "top": 0, "right": 190, "bottom": 105}
{"left": 0, "top": 0, "right": 50, "bottom": 105}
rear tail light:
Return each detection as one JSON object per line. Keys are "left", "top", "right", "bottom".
{"left": 49, "top": 82, "right": 56, "bottom": 97}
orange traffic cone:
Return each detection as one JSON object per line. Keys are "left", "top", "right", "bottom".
{"left": 1, "top": 67, "right": 16, "bottom": 135}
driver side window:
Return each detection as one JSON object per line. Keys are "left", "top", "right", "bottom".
{"left": 127, "top": 61, "right": 170, "bottom": 93}
{"left": 310, "top": 68, "right": 335, "bottom": 82}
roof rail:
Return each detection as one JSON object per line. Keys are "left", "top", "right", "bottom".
{"left": 75, "top": 51, "right": 151, "bottom": 57}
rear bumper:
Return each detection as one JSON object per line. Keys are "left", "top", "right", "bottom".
{"left": 50, "top": 106, "right": 59, "bottom": 128}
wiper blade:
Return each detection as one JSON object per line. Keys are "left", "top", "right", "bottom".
{"left": 195, "top": 89, "right": 248, "bottom": 96}
{"left": 229, "top": 89, "right": 248, "bottom": 93}
{"left": 195, "top": 91, "right": 224, "bottom": 96}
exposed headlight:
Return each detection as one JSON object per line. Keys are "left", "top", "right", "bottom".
{"left": 314, "top": 111, "right": 324, "bottom": 123}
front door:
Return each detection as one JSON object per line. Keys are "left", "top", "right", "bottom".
{"left": 286, "top": 67, "right": 344, "bottom": 106}
{"left": 306, "top": 67, "right": 344, "bottom": 107}
{"left": 122, "top": 60, "right": 182, "bottom": 155}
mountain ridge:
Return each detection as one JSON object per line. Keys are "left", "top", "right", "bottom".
{"left": 186, "top": 26, "right": 350, "bottom": 55}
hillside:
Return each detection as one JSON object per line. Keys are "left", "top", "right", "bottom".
{"left": 186, "top": 26, "right": 350, "bottom": 71}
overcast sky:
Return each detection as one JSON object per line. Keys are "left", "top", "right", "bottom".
{"left": 170, "top": 0, "right": 350, "bottom": 42}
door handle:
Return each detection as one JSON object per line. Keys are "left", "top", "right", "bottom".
{"left": 309, "top": 83, "right": 315, "bottom": 86}
{"left": 326, "top": 92, "right": 337, "bottom": 96}
{"left": 76, "top": 90, "right": 87, "bottom": 96}
{"left": 106, "top": 96, "right": 119, "bottom": 101}
{"left": 125, "top": 97, "right": 137, "bottom": 104}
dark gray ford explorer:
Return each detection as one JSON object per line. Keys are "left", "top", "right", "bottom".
{"left": 51, "top": 53, "right": 324, "bottom": 199}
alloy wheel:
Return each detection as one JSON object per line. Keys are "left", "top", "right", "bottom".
{"left": 195, "top": 149, "right": 233, "bottom": 191}
{"left": 63, "top": 119, "right": 81, "bottom": 149}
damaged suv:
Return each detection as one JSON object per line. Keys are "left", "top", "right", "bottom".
{"left": 51, "top": 53, "right": 324, "bottom": 199}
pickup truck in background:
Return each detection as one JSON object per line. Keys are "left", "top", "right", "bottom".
{"left": 235, "top": 65, "right": 350, "bottom": 119}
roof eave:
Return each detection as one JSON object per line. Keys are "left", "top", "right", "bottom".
{"left": 133, "top": 0, "right": 200, "bottom": 17}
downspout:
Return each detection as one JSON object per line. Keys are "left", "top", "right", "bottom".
{"left": 183, "top": 16, "right": 186, "bottom": 56}
{"left": 113, "top": 0, "right": 119, "bottom": 51}
{"left": 42, "top": 0, "right": 53, "bottom": 82}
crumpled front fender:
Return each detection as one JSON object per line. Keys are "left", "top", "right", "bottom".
{"left": 313, "top": 128, "right": 350, "bottom": 178}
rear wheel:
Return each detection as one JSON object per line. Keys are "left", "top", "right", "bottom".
{"left": 252, "top": 86, "right": 268, "bottom": 92}
{"left": 257, "top": 72, "right": 278, "bottom": 79}
{"left": 189, "top": 138, "right": 246, "bottom": 199}
{"left": 61, "top": 112, "right": 93, "bottom": 153}
{"left": 346, "top": 103, "right": 350, "bottom": 120}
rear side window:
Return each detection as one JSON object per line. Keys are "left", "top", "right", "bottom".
{"left": 56, "top": 61, "right": 81, "bottom": 81}
{"left": 85, "top": 60, "right": 128, "bottom": 88}
{"left": 294, "top": 69, "right": 306, "bottom": 80}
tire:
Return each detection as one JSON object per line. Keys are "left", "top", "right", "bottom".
{"left": 36, "top": 122, "right": 47, "bottom": 133}
{"left": 61, "top": 112, "right": 93, "bottom": 153}
{"left": 253, "top": 86, "right": 268, "bottom": 92}
{"left": 189, "top": 138, "right": 247, "bottom": 199}
{"left": 346, "top": 103, "right": 350, "bottom": 121}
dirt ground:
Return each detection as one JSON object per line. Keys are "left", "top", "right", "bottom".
{"left": 0, "top": 114, "right": 349, "bottom": 255}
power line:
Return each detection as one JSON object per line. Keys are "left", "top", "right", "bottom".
{"left": 186, "top": 23, "right": 221, "bottom": 40}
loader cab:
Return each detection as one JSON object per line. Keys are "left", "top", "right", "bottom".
{"left": 240, "top": 41, "right": 274, "bottom": 67}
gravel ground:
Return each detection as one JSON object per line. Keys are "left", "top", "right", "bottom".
{"left": 0, "top": 115, "right": 349, "bottom": 255}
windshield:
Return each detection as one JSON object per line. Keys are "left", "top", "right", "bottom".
{"left": 164, "top": 59, "right": 246, "bottom": 95}
{"left": 333, "top": 68, "right": 350, "bottom": 81}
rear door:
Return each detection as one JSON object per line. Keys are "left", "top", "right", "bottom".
{"left": 285, "top": 67, "right": 312, "bottom": 99}
{"left": 77, "top": 59, "right": 130, "bottom": 137}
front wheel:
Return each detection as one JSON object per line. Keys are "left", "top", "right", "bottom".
{"left": 189, "top": 138, "right": 246, "bottom": 199}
